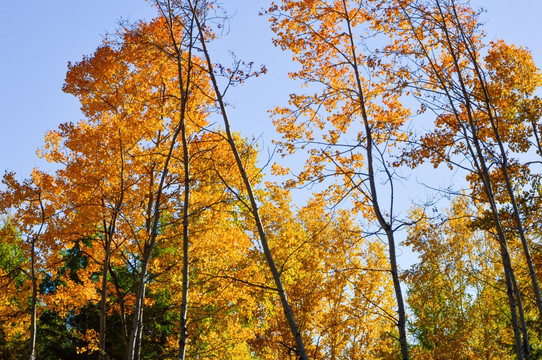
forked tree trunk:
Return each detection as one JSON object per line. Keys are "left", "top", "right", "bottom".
{"left": 399, "top": 2, "right": 528, "bottom": 356}
{"left": 99, "top": 140, "right": 125, "bottom": 360}
{"left": 157, "top": 1, "right": 195, "bottom": 357}
{"left": 126, "top": 12, "right": 194, "bottom": 359}
{"left": 341, "top": 1, "right": 410, "bottom": 357}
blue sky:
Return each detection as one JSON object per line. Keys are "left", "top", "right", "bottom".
{"left": 1, "top": 0, "right": 541, "bottom": 180}
{"left": 0, "top": 1, "right": 288, "bottom": 178}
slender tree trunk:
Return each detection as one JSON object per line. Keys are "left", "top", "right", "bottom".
{"left": 126, "top": 125, "right": 182, "bottom": 359}
{"left": 178, "top": 128, "right": 190, "bottom": 360}
{"left": 502, "top": 161, "right": 542, "bottom": 319}
{"left": 459, "top": 13, "right": 542, "bottom": 317}
{"left": 109, "top": 265, "right": 129, "bottom": 345}
{"left": 126, "top": 174, "right": 153, "bottom": 360}
{"left": 458, "top": 112, "right": 525, "bottom": 359}
{"left": 127, "top": 245, "right": 149, "bottom": 360}
{"left": 386, "top": 230, "right": 409, "bottom": 359}
{"left": 29, "top": 236, "right": 37, "bottom": 360}
{"left": 29, "top": 195, "right": 47, "bottom": 360}
{"left": 399, "top": 1, "right": 527, "bottom": 356}
{"left": 100, "top": 139, "right": 125, "bottom": 359}
{"left": 99, "top": 230, "right": 112, "bottom": 360}
{"left": 135, "top": 311, "right": 143, "bottom": 360}
{"left": 177, "top": 88, "right": 191, "bottom": 359}
{"left": 405, "top": 2, "right": 528, "bottom": 356}
{"left": 460, "top": 91, "right": 526, "bottom": 360}
{"left": 512, "top": 270, "right": 531, "bottom": 359}
{"left": 341, "top": 1, "right": 409, "bottom": 357}
{"left": 188, "top": 2, "right": 309, "bottom": 358}
{"left": 460, "top": 114, "right": 524, "bottom": 353}
{"left": 498, "top": 243, "right": 525, "bottom": 360}
{"left": 155, "top": 2, "right": 194, "bottom": 357}
{"left": 452, "top": 52, "right": 526, "bottom": 360}
{"left": 360, "top": 108, "right": 409, "bottom": 359}
{"left": 361, "top": 116, "right": 409, "bottom": 360}
{"left": 126, "top": 12, "right": 194, "bottom": 358}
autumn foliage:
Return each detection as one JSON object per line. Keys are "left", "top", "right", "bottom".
{"left": 1, "top": 0, "right": 542, "bottom": 359}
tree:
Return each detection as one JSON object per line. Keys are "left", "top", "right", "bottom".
{"left": 269, "top": 1, "right": 412, "bottom": 358}
{"left": 118, "top": 12, "right": 197, "bottom": 360}
{"left": 37, "top": 12, "right": 276, "bottom": 358}
{"left": 43, "top": 17, "right": 209, "bottom": 358}
{"left": 0, "top": 170, "right": 58, "bottom": 360}
{"left": 387, "top": 1, "right": 542, "bottom": 356}
{"left": 178, "top": 0, "right": 312, "bottom": 358}
{"left": 406, "top": 197, "right": 514, "bottom": 359}
{"left": 4, "top": 1, "right": 542, "bottom": 358}
{"left": 254, "top": 186, "right": 398, "bottom": 359}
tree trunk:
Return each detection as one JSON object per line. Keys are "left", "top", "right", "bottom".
{"left": 460, "top": 15, "right": 542, "bottom": 317}
{"left": 99, "top": 231, "right": 112, "bottom": 360}
{"left": 100, "top": 142, "right": 125, "bottom": 359}
{"left": 109, "top": 265, "right": 129, "bottom": 345}
{"left": 29, "top": 236, "right": 37, "bottom": 360}
{"left": 126, "top": 8, "right": 194, "bottom": 357}
{"left": 401, "top": 1, "right": 529, "bottom": 355}
{"left": 341, "top": 1, "right": 409, "bottom": 357}
{"left": 189, "top": 2, "right": 309, "bottom": 358}
{"left": 178, "top": 108, "right": 191, "bottom": 360}
{"left": 156, "top": 2, "right": 194, "bottom": 358}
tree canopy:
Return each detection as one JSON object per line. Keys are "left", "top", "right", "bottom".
{"left": 1, "top": 1, "right": 542, "bottom": 359}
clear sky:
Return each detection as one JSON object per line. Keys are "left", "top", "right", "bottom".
{"left": 1, "top": 0, "right": 541, "bottom": 180}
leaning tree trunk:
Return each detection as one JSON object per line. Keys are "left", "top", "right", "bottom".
{"left": 188, "top": 1, "right": 309, "bottom": 358}
{"left": 398, "top": 1, "right": 528, "bottom": 356}
{"left": 341, "top": 1, "right": 409, "bottom": 357}
{"left": 460, "top": 15, "right": 542, "bottom": 318}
